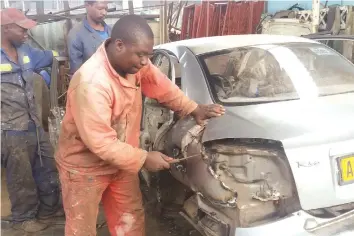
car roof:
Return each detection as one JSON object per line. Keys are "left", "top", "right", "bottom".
{"left": 154, "top": 34, "right": 320, "bottom": 55}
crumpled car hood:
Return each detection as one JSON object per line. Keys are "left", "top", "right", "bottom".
{"left": 202, "top": 93, "right": 354, "bottom": 147}
{"left": 202, "top": 93, "right": 354, "bottom": 210}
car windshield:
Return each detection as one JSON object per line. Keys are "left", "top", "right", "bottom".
{"left": 200, "top": 42, "right": 354, "bottom": 103}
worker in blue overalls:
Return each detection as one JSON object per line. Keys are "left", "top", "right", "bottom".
{"left": 0, "top": 8, "right": 63, "bottom": 232}
{"left": 67, "top": 0, "right": 111, "bottom": 74}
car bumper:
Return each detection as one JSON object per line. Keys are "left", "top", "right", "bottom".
{"left": 234, "top": 209, "right": 354, "bottom": 236}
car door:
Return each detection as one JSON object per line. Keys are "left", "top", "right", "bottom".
{"left": 303, "top": 35, "right": 354, "bottom": 64}
{"left": 140, "top": 49, "right": 180, "bottom": 152}
{"left": 139, "top": 49, "right": 180, "bottom": 188}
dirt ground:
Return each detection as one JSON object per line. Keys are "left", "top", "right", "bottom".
{"left": 1, "top": 170, "right": 201, "bottom": 236}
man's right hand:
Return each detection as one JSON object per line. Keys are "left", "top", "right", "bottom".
{"left": 143, "top": 151, "right": 172, "bottom": 172}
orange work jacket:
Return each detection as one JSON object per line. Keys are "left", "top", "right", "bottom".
{"left": 56, "top": 43, "right": 198, "bottom": 175}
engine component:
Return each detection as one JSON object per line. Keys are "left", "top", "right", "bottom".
{"left": 158, "top": 118, "right": 300, "bottom": 228}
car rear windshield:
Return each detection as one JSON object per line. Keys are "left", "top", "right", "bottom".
{"left": 199, "top": 43, "right": 354, "bottom": 104}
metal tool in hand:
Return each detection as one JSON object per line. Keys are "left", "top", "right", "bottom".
{"left": 168, "top": 153, "right": 200, "bottom": 164}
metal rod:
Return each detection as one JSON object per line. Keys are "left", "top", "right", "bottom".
{"left": 51, "top": 4, "right": 85, "bottom": 15}
{"left": 52, "top": 4, "right": 165, "bottom": 16}
{"left": 168, "top": 153, "right": 200, "bottom": 164}
{"left": 30, "top": 14, "right": 160, "bottom": 25}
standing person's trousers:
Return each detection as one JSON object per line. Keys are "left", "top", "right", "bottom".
{"left": 58, "top": 166, "right": 145, "bottom": 236}
{"left": 1, "top": 125, "right": 61, "bottom": 222}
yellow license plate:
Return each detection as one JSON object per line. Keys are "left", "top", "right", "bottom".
{"left": 339, "top": 156, "right": 354, "bottom": 184}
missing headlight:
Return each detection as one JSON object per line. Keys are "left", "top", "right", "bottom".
{"left": 200, "top": 138, "right": 301, "bottom": 227}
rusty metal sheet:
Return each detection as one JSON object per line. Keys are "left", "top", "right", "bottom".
{"left": 196, "top": 2, "right": 215, "bottom": 38}
{"left": 252, "top": 1, "right": 265, "bottom": 33}
{"left": 181, "top": 5, "right": 194, "bottom": 39}
{"left": 218, "top": 5, "right": 227, "bottom": 36}
{"left": 181, "top": 1, "right": 264, "bottom": 40}
{"left": 192, "top": 4, "right": 201, "bottom": 38}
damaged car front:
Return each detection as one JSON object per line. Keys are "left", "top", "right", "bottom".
{"left": 144, "top": 36, "right": 354, "bottom": 236}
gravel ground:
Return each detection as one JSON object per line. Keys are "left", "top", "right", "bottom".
{"left": 1, "top": 205, "right": 200, "bottom": 236}
{"left": 1, "top": 170, "right": 201, "bottom": 236}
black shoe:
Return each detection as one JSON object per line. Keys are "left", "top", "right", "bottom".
{"left": 37, "top": 208, "right": 65, "bottom": 220}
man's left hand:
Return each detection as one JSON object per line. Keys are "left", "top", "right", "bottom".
{"left": 191, "top": 104, "right": 225, "bottom": 126}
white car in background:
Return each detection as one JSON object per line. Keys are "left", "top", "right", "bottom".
{"left": 140, "top": 34, "right": 354, "bottom": 236}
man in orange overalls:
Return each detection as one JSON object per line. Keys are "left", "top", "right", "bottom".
{"left": 56, "top": 15, "right": 225, "bottom": 236}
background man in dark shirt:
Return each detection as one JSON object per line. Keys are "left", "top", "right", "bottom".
{"left": 67, "top": 0, "right": 111, "bottom": 74}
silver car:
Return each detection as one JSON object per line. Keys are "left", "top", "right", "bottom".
{"left": 140, "top": 34, "right": 354, "bottom": 236}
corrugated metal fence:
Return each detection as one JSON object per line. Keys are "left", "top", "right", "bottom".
{"left": 181, "top": 1, "right": 264, "bottom": 40}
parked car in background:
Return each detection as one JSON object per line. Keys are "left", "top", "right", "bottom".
{"left": 140, "top": 34, "right": 354, "bottom": 236}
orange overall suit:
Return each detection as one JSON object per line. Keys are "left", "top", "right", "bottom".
{"left": 55, "top": 43, "right": 198, "bottom": 236}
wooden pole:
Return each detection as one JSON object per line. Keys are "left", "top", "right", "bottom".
{"left": 160, "top": 0, "right": 168, "bottom": 44}
{"left": 312, "top": 0, "right": 320, "bottom": 33}
{"left": 168, "top": 2, "right": 174, "bottom": 32}
{"left": 343, "top": 6, "right": 354, "bottom": 63}
{"left": 3, "top": 0, "right": 10, "bottom": 8}
{"left": 36, "top": 1, "right": 44, "bottom": 15}
{"left": 128, "top": 0, "right": 134, "bottom": 14}
{"left": 173, "top": 1, "right": 183, "bottom": 28}
{"left": 264, "top": 0, "right": 268, "bottom": 14}
{"left": 63, "top": 1, "right": 72, "bottom": 57}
